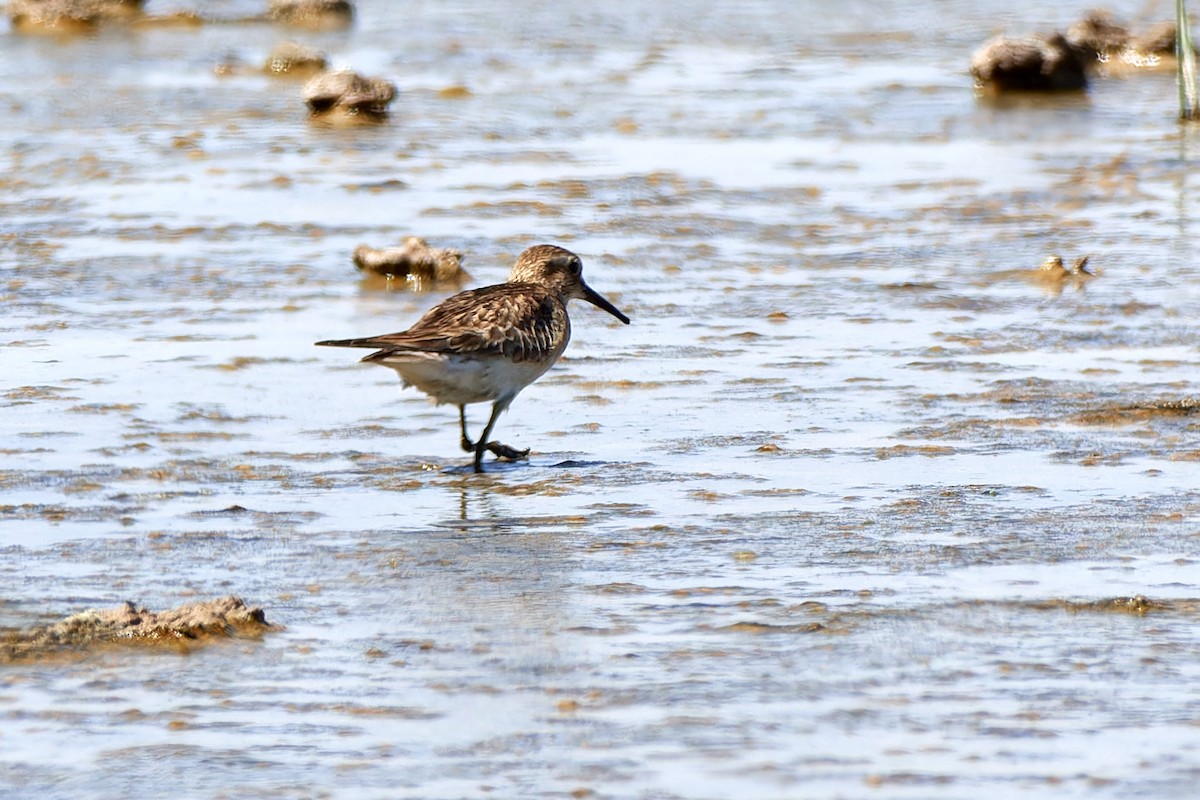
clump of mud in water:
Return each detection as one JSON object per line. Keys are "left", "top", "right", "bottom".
{"left": 0, "top": 596, "right": 271, "bottom": 663}
{"left": 353, "top": 237, "right": 468, "bottom": 289}
{"left": 970, "top": 33, "right": 1089, "bottom": 93}
{"left": 269, "top": 0, "right": 353, "bottom": 30}
{"left": 303, "top": 69, "right": 396, "bottom": 122}
{"left": 264, "top": 41, "right": 329, "bottom": 79}
{"left": 9, "top": 0, "right": 144, "bottom": 34}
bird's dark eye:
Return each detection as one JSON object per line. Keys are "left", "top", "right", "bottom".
{"left": 569, "top": 259, "right": 582, "bottom": 275}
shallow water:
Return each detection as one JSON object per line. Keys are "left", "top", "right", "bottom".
{"left": 4, "top": 0, "right": 1200, "bottom": 797}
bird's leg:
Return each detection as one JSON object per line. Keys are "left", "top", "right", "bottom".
{"left": 460, "top": 404, "right": 526, "bottom": 461}
{"left": 472, "top": 403, "right": 501, "bottom": 473}
{"left": 458, "top": 406, "right": 474, "bottom": 453}
{"left": 471, "top": 399, "right": 528, "bottom": 472}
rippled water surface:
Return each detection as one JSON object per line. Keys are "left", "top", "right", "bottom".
{"left": 4, "top": 0, "right": 1200, "bottom": 797}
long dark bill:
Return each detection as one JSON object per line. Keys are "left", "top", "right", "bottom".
{"left": 582, "top": 283, "right": 631, "bottom": 325}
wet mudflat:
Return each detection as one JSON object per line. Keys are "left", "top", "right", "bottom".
{"left": 3, "top": 0, "right": 1200, "bottom": 797}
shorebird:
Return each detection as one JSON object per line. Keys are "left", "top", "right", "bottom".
{"left": 316, "top": 244, "right": 630, "bottom": 472}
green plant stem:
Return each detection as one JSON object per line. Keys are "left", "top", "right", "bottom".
{"left": 1178, "top": 0, "right": 1200, "bottom": 119}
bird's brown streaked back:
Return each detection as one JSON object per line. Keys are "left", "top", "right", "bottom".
{"left": 318, "top": 284, "right": 569, "bottom": 364}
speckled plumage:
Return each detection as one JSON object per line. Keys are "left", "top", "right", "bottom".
{"left": 316, "top": 244, "right": 630, "bottom": 472}
{"left": 361, "top": 283, "right": 570, "bottom": 366}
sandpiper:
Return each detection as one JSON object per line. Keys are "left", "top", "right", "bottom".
{"left": 316, "top": 244, "right": 630, "bottom": 472}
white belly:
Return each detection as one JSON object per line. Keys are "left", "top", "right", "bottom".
{"left": 377, "top": 352, "right": 557, "bottom": 406}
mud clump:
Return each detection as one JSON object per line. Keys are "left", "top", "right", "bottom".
{"left": 970, "top": 33, "right": 1089, "bottom": 93}
{"left": 972, "top": 10, "right": 1183, "bottom": 92}
{"left": 264, "top": 41, "right": 328, "bottom": 79}
{"left": 977, "top": 254, "right": 1096, "bottom": 294}
{"left": 0, "top": 596, "right": 271, "bottom": 663}
{"left": 1129, "top": 22, "right": 1180, "bottom": 58}
{"left": 1065, "top": 9, "right": 1130, "bottom": 58}
{"left": 303, "top": 70, "right": 396, "bottom": 122}
{"left": 353, "top": 237, "right": 468, "bottom": 288}
{"left": 1068, "top": 10, "right": 1180, "bottom": 64}
{"left": 9, "top": 0, "right": 143, "bottom": 33}
{"left": 269, "top": 0, "right": 353, "bottom": 30}
{"left": 1031, "top": 254, "right": 1096, "bottom": 291}
{"left": 1037, "top": 255, "right": 1094, "bottom": 278}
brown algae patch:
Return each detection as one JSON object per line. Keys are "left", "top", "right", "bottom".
{"left": 66, "top": 403, "right": 140, "bottom": 415}
{"left": 282, "top": 702, "right": 440, "bottom": 720}
{"left": 4, "top": 385, "right": 82, "bottom": 403}
{"left": 874, "top": 444, "right": 959, "bottom": 459}
{"left": 438, "top": 200, "right": 565, "bottom": 218}
{"left": 0, "top": 597, "right": 272, "bottom": 663}
{"left": 905, "top": 381, "right": 1200, "bottom": 446}
{"left": 708, "top": 621, "right": 828, "bottom": 634}
{"left": 1067, "top": 398, "right": 1200, "bottom": 426}
{"left": 202, "top": 356, "right": 298, "bottom": 372}
{"left": 1029, "top": 595, "right": 1170, "bottom": 615}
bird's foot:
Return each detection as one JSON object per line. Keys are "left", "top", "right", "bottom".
{"left": 486, "top": 442, "right": 530, "bottom": 461}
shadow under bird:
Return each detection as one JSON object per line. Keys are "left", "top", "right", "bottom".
{"left": 316, "top": 244, "right": 631, "bottom": 472}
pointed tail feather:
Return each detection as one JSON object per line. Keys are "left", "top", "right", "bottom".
{"left": 314, "top": 337, "right": 386, "bottom": 349}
